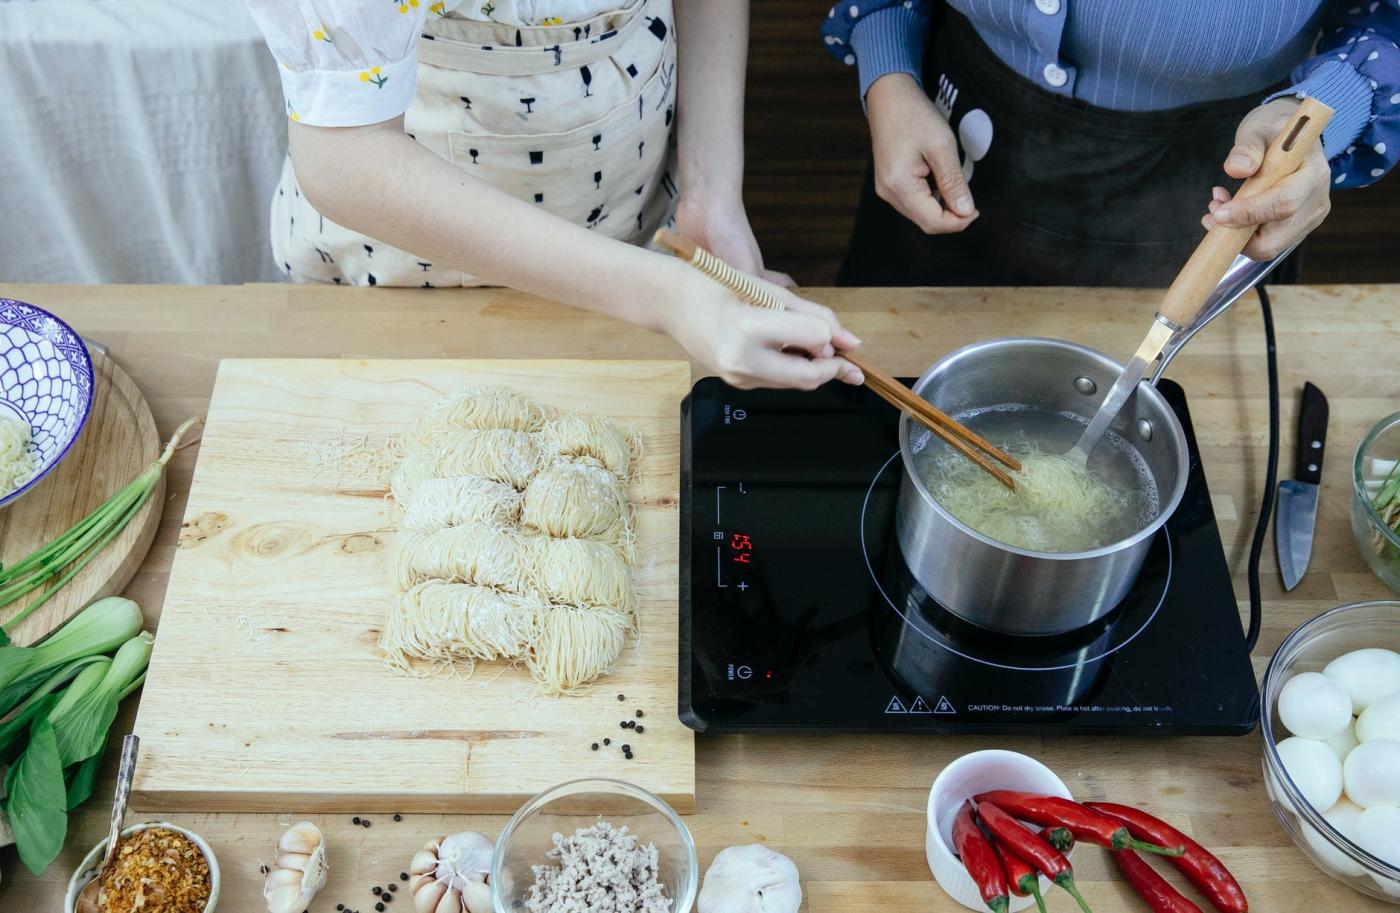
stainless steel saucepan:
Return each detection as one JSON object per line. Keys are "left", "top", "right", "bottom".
{"left": 895, "top": 251, "right": 1292, "bottom": 636}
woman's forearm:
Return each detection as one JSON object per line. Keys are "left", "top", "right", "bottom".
{"left": 675, "top": 0, "right": 749, "bottom": 202}
{"left": 288, "top": 119, "right": 688, "bottom": 334}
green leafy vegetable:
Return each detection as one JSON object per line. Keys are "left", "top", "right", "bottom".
{"left": 65, "top": 752, "right": 102, "bottom": 811}
{"left": 53, "top": 633, "right": 152, "bottom": 767}
{"left": 2, "top": 717, "right": 67, "bottom": 875}
{"left": 0, "top": 596, "right": 142, "bottom": 702}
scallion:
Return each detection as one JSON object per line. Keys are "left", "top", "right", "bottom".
{"left": 0, "top": 417, "right": 199, "bottom": 642}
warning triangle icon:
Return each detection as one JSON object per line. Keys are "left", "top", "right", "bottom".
{"left": 933, "top": 695, "right": 957, "bottom": 715}
{"left": 909, "top": 696, "right": 932, "bottom": 714}
{"left": 885, "top": 695, "right": 908, "bottom": 714}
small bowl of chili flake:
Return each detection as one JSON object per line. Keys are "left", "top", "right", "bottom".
{"left": 64, "top": 821, "right": 219, "bottom": 913}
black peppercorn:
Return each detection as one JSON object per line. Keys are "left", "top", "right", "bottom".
{"left": 620, "top": 721, "right": 628, "bottom": 729}
{"left": 352, "top": 816, "right": 361, "bottom": 825}
{"left": 383, "top": 893, "right": 393, "bottom": 903}
{"left": 362, "top": 819, "right": 372, "bottom": 828}
{"left": 603, "top": 738, "right": 611, "bottom": 745}
{"left": 338, "top": 905, "right": 345, "bottom": 911}
{"left": 635, "top": 710, "right": 644, "bottom": 717}
{"left": 376, "top": 904, "right": 385, "bottom": 912}
{"left": 393, "top": 813, "right": 403, "bottom": 822}
{"left": 389, "top": 884, "right": 399, "bottom": 893}
{"left": 591, "top": 742, "right": 599, "bottom": 750}
{"left": 373, "top": 887, "right": 382, "bottom": 896}
{"left": 400, "top": 872, "right": 409, "bottom": 881}
{"left": 621, "top": 744, "right": 631, "bottom": 751}
{"left": 617, "top": 693, "right": 625, "bottom": 701}
{"left": 635, "top": 725, "right": 644, "bottom": 734}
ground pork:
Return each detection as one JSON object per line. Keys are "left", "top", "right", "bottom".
{"left": 525, "top": 819, "right": 671, "bottom": 913}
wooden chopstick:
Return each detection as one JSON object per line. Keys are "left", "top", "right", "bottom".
{"left": 654, "top": 229, "right": 1019, "bottom": 490}
{"left": 844, "top": 351, "right": 1020, "bottom": 488}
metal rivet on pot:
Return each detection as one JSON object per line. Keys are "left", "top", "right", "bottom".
{"left": 1074, "top": 376, "right": 1097, "bottom": 395}
{"left": 1137, "top": 419, "right": 1154, "bottom": 441}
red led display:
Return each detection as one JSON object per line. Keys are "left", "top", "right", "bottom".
{"left": 730, "top": 533, "right": 753, "bottom": 564}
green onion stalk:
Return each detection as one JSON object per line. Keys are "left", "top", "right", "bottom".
{"left": 1376, "top": 460, "right": 1400, "bottom": 532}
{"left": 0, "top": 417, "right": 200, "bottom": 643}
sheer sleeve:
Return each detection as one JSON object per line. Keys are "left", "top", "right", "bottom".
{"left": 244, "top": 0, "right": 433, "bottom": 127}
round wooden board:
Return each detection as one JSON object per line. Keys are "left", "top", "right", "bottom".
{"left": 0, "top": 351, "right": 163, "bottom": 645}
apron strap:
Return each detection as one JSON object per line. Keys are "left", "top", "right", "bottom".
{"left": 418, "top": 1, "right": 649, "bottom": 75}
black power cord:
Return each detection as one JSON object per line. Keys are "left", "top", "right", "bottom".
{"left": 1244, "top": 283, "right": 1280, "bottom": 654}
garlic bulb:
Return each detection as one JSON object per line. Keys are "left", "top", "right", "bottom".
{"left": 264, "top": 822, "right": 328, "bottom": 913}
{"left": 698, "top": 845, "right": 802, "bottom": 913}
{"left": 410, "top": 831, "right": 494, "bottom": 913}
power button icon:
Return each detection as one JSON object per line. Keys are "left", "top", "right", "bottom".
{"left": 736, "top": 665, "right": 753, "bottom": 680}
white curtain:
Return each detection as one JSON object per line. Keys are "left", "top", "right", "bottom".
{"left": 0, "top": 1, "right": 288, "bottom": 284}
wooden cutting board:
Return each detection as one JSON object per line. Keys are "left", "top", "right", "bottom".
{"left": 131, "top": 359, "right": 694, "bottom": 813}
{"left": 0, "top": 350, "right": 163, "bottom": 645}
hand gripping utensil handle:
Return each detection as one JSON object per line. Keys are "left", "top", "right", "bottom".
{"left": 1154, "top": 97, "right": 1333, "bottom": 331}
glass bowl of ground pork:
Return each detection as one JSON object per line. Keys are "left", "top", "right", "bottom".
{"left": 492, "top": 778, "right": 698, "bottom": 913}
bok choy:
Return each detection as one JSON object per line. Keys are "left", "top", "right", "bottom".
{"left": 0, "top": 596, "right": 153, "bottom": 874}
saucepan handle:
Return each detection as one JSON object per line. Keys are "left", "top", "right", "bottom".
{"left": 1154, "top": 97, "right": 1333, "bottom": 331}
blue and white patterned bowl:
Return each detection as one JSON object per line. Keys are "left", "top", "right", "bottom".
{"left": 0, "top": 299, "right": 94, "bottom": 508}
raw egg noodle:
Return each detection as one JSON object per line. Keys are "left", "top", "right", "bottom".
{"left": 381, "top": 385, "right": 639, "bottom": 693}
{"left": 0, "top": 412, "right": 40, "bottom": 495}
{"left": 400, "top": 475, "right": 523, "bottom": 533}
{"left": 914, "top": 404, "right": 1159, "bottom": 553}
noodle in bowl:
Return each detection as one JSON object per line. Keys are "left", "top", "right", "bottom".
{"left": 895, "top": 337, "right": 1188, "bottom": 637}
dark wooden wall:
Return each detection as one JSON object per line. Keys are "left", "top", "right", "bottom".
{"left": 741, "top": 1, "right": 1398, "bottom": 286}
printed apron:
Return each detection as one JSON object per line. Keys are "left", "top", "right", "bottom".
{"left": 271, "top": 0, "right": 677, "bottom": 287}
{"left": 838, "top": 8, "right": 1298, "bottom": 287}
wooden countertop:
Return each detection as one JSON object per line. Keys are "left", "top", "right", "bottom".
{"left": 1, "top": 282, "right": 1397, "bottom": 912}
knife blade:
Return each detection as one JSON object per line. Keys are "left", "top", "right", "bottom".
{"left": 1276, "top": 381, "right": 1329, "bottom": 591}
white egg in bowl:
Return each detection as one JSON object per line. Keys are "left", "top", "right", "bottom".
{"left": 1263, "top": 600, "right": 1400, "bottom": 903}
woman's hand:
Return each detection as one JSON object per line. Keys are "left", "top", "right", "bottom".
{"left": 674, "top": 191, "right": 795, "bottom": 288}
{"left": 1203, "top": 97, "right": 1332, "bottom": 260}
{"left": 865, "top": 73, "right": 979, "bottom": 235}
{"left": 664, "top": 269, "right": 864, "bottom": 390}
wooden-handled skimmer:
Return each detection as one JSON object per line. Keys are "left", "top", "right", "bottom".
{"left": 653, "top": 227, "right": 1022, "bottom": 489}
{"left": 1068, "top": 97, "right": 1334, "bottom": 462}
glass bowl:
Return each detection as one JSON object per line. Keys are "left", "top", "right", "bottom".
{"left": 1261, "top": 600, "right": 1400, "bottom": 902}
{"left": 1353, "top": 412, "right": 1400, "bottom": 593}
{"left": 491, "top": 778, "right": 698, "bottom": 913}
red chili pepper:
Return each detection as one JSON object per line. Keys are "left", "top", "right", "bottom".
{"left": 1112, "top": 849, "right": 1204, "bottom": 913}
{"left": 991, "top": 835, "right": 1048, "bottom": 913}
{"left": 1040, "top": 826, "right": 1075, "bottom": 854}
{"left": 975, "top": 801, "right": 1093, "bottom": 913}
{"left": 953, "top": 801, "right": 1010, "bottom": 913}
{"left": 1086, "top": 802, "right": 1247, "bottom": 913}
{"left": 975, "top": 791, "right": 1185, "bottom": 856}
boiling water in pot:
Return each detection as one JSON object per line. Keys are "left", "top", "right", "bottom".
{"left": 913, "top": 405, "right": 1161, "bottom": 553}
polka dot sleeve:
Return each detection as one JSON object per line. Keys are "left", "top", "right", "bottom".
{"left": 1266, "top": 0, "right": 1400, "bottom": 188}
{"left": 244, "top": 0, "right": 436, "bottom": 127}
{"left": 821, "top": 1, "right": 931, "bottom": 106}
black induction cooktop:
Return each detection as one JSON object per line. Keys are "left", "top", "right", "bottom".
{"left": 678, "top": 377, "right": 1261, "bottom": 735}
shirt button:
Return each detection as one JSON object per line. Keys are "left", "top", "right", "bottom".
{"left": 1035, "top": 0, "right": 1060, "bottom": 14}
{"left": 1043, "top": 63, "right": 1068, "bottom": 87}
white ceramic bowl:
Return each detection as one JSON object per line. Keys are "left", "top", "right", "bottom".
{"left": 65, "top": 821, "right": 220, "bottom": 913}
{"left": 927, "top": 750, "right": 1074, "bottom": 912}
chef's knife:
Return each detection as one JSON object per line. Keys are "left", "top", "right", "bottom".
{"left": 1276, "top": 382, "right": 1329, "bottom": 591}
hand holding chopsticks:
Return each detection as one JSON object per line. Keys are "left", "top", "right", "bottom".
{"left": 654, "top": 228, "right": 1020, "bottom": 489}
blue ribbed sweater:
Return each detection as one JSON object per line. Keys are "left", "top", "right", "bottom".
{"left": 822, "top": 0, "right": 1399, "bottom": 187}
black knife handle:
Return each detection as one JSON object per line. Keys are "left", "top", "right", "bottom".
{"left": 1294, "top": 381, "right": 1329, "bottom": 484}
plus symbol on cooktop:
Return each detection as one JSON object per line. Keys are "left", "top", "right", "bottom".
{"left": 737, "top": 582, "right": 749, "bottom": 591}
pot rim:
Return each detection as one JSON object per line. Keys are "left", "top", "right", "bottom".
{"left": 898, "top": 336, "right": 1190, "bottom": 561}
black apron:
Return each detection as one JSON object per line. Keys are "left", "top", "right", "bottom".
{"left": 838, "top": 8, "right": 1300, "bottom": 287}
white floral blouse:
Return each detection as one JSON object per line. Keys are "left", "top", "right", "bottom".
{"left": 245, "top": 0, "right": 624, "bottom": 127}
